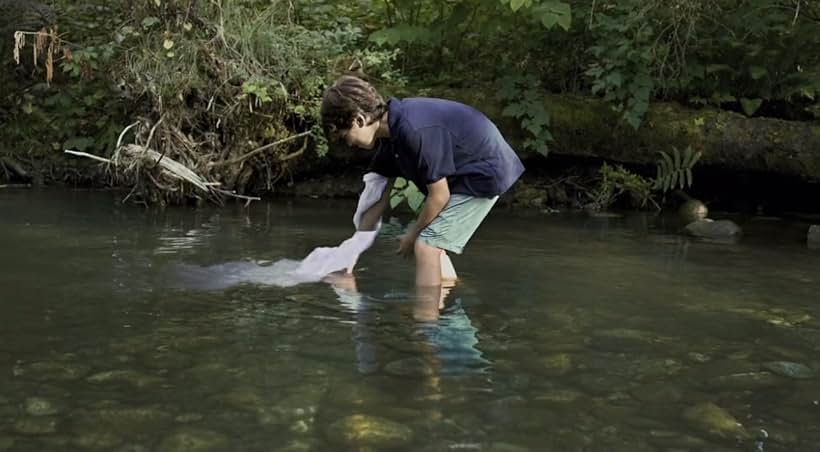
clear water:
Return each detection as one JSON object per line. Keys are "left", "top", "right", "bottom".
{"left": 1, "top": 188, "right": 819, "bottom": 452}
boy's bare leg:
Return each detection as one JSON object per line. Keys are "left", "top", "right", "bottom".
{"left": 414, "top": 240, "right": 443, "bottom": 287}
{"left": 440, "top": 252, "right": 457, "bottom": 283}
{"left": 413, "top": 240, "right": 442, "bottom": 321}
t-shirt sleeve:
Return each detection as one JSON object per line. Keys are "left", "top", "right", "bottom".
{"left": 408, "top": 126, "right": 456, "bottom": 185}
{"left": 367, "top": 142, "right": 401, "bottom": 178}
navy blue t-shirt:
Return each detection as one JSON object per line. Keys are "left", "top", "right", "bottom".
{"left": 368, "top": 97, "right": 524, "bottom": 197}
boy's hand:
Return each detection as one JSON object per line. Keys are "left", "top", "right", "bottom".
{"left": 396, "top": 234, "right": 416, "bottom": 258}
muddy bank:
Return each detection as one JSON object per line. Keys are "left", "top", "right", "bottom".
{"left": 276, "top": 153, "right": 820, "bottom": 216}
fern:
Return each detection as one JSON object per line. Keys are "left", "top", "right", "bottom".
{"left": 654, "top": 146, "right": 701, "bottom": 193}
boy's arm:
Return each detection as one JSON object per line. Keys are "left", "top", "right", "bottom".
{"left": 408, "top": 178, "right": 449, "bottom": 237}
{"left": 397, "top": 178, "right": 449, "bottom": 257}
{"left": 357, "top": 178, "right": 393, "bottom": 231}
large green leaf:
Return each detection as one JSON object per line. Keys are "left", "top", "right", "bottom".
{"left": 510, "top": 0, "right": 529, "bottom": 13}
{"left": 408, "top": 190, "right": 425, "bottom": 212}
{"left": 740, "top": 97, "right": 763, "bottom": 116}
{"left": 534, "top": 1, "right": 572, "bottom": 31}
{"left": 749, "top": 66, "right": 768, "bottom": 80}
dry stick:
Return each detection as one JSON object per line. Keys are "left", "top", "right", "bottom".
{"left": 63, "top": 150, "right": 112, "bottom": 164}
{"left": 146, "top": 115, "right": 166, "bottom": 167}
{"left": 214, "top": 131, "right": 312, "bottom": 167}
{"left": 113, "top": 121, "right": 140, "bottom": 167}
{"left": 279, "top": 136, "right": 310, "bottom": 162}
{"left": 0, "top": 157, "right": 29, "bottom": 178}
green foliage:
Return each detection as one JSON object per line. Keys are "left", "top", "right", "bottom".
{"left": 497, "top": 74, "right": 552, "bottom": 156}
{"left": 5, "top": 0, "right": 820, "bottom": 192}
{"left": 1, "top": 1, "right": 127, "bottom": 178}
{"left": 654, "top": 146, "right": 701, "bottom": 193}
{"left": 586, "top": 3, "right": 654, "bottom": 129}
{"left": 681, "top": 1, "right": 820, "bottom": 118}
{"left": 590, "top": 162, "right": 657, "bottom": 210}
{"left": 390, "top": 177, "right": 425, "bottom": 213}
{"left": 499, "top": 0, "right": 572, "bottom": 31}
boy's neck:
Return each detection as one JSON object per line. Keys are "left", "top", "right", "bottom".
{"left": 375, "top": 111, "right": 390, "bottom": 139}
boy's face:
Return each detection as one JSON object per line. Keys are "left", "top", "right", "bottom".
{"left": 341, "top": 113, "right": 379, "bottom": 150}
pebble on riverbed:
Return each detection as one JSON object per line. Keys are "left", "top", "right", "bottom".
{"left": 808, "top": 225, "right": 820, "bottom": 248}
{"left": 326, "top": 414, "right": 413, "bottom": 449}
{"left": 683, "top": 402, "right": 749, "bottom": 440}
{"left": 13, "top": 416, "right": 58, "bottom": 435}
{"left": 762, "top": 361, "right": 816, "bottom": 379}
{"left": 23, "top": 397, "right": 62, "bottom": 416}
{"left": 157, "top": 428, "right": 229, "bottom": 452}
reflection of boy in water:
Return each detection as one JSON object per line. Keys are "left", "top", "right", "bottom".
{"left": 325, "top": 273, "right": 489, "bottom": 377}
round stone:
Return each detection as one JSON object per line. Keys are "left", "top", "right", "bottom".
{"left": 14, "top": 416, "right": 58, "bottom": 435}
{"left": 158, "top": 428, "right": 229, "bottom": 452}
{"left": 762, "top": 361, "right": 815, "bottom": 379}
{"left": 24, "top": 397, "right": 62, "bottom": 416}
{"left": 384, "top": 357, "right": 435, "bottom": 377}
{"left": 327, "top": 414, "right": 413, "bottom": 449}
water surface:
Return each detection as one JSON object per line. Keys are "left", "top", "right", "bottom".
{"left": 1, "top": 188, "right": 819, "bottom": 451}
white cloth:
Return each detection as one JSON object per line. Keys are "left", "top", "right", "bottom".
{"left": 291, "top": 172, "right": 388, "bottom": 279}
{"left": 171, "top": 173, "right": 389, "bottom": 289}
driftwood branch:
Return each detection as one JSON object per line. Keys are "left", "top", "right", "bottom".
{"left": 214, "top": 131, "right": 311, "bottom": 167}
{"left": 64, "top": 145, "right": 259, "bottom": 204}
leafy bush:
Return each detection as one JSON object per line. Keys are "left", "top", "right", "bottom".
{"left": 590, "top": 162, "right": 657, "bottom": 210}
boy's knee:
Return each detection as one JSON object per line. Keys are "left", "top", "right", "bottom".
{"left": 415, "top": 238, "right": 442, "bottom": 256}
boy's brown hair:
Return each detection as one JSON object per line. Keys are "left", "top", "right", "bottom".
{"left": 320, "top": 66, "right": 387, "bottom": 142}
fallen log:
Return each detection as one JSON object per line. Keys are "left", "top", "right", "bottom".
{"left": 411, "top": 87, "right": 820, "bottom": 181}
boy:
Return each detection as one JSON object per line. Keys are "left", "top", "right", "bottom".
{"left": 321, "top": 75, "right": 524, "bottom": 288}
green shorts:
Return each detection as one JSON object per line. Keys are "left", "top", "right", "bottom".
{"left": 418, "top": 194, "right": 499, "bottom": 254}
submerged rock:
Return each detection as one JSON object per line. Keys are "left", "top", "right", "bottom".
{"left": 142, "top": 351, "right": 193, "bottom": 371}
{"left": 273, "top": 439, "right": 320, "bottom": 452}
{"left": 70, "top": 431, "right": 123, "bottom": 450}
{"left": 215, "top": 386, "right": 266, "bottom": 413}
{"left": 534, "top": 353, "right": 573, "bottom": 376}
{"left": 384, "top": 357, "right": 436, "bottom": 377}
{"left": 255, "top": 385, "right": 324, "bottom": 433}
{"left": 86, "top": 370, "right": 164, "bottom": 388}
{"left": 705, "top": 371, "right": 780, "bottom": 390}
{"left": 0, "top": 437, "right": 15, "bottom": 451}
{"left": 87, "top": 405, "right": 173, "bottom": 434}
{"left": 588, "top": 328, "right": 659, "bottom": 351}
{"left": 808, "top": 225, "right": 820, "bottom": 247}
{"left": 485, "top": 442, "right": 532, "bottom": 452}
{"left": 14, "top": 416, "right": 58, "bottom": 435}
{"left": 24, "top": 397, "right": 62, "bottom": 416}
{"left": 12, "top": 361, "right": 90, "bottom": 381}
{"left": 534, "top": 388, "right": 583, "bottom": 403}
{"left": 631, "top": 383, "right": 683, "bottom": 403}
{"left": 762, "top": 361, "right": 815, "bottom": 379}
{"left": 324, "top": 382, "right": 397, "bottom": 407}
{"left": 683, "top": 402, "right": 748, "bottom": 440}
{"left": 684, "top": 219, "right": 742, "bottom": 240}
{"left": 157, "top": 428, "right": 229, "bottom": 452}
{"left": 326, "top": 414, "right": 413, "bottom": 449}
